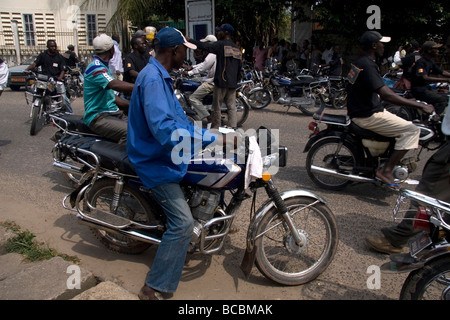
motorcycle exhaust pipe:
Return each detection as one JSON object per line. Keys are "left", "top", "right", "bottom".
{"left": 53, "top": 160, "right": 83, "bottom": 175}
{"left": 76, "top": 213, "right": 162, "bottom": 246}
{"left": 310, "top": 165, "right": 375, "bottom": 183}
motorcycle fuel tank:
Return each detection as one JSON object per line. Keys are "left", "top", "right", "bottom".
{"left": 183, "top": 153, "right": 245, "bottom": 190}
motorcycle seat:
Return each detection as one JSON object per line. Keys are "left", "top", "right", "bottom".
{"left": 90, "top": 141, "right": 137, "bottom": 176}
{"left": 290, "top": 78, "right": 315, "bottom": 87}
{"left": 313, "top": 113, "right": 349, "bottom": 124}
{"left": 349, "top": 122, "right": 394, "bottom": 142}
{"left": 54, "top": 114, "right": 97, "bottom": 136}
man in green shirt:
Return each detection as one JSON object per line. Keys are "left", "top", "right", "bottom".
{"left": 83, "top": 34, "right": 133, "bottom": 144}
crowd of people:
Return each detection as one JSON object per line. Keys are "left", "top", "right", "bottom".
{"left": 251, "top": 38, "right": 344, "bottom": 76}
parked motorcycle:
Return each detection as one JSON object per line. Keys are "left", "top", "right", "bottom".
{"left": 52, "top": 127, "right": 339, "bottom": 285}
{"left": 173, "top": 71, "right": 251, "bottom": 128}
{"left": 64, "top": 65, "right": 84, "bottom": 101}
{"left": 303, "top": 106, "right": 445, "bottom": 190}
{"left": 25, "top": 71, "right": 70, "bottom": 136}
{"left": 381, "top": 188, "right": 450, "bottom": 300}
{"left": 251, "top": 68, "right": 330, "bottom": 116}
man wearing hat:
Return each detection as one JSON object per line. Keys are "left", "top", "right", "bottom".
{"left": 127, "top": 27, "right": 238, "bottom": 300}
{"left": 410, "top": 41, "right": 450, "bottom": 115}
{"left": 346, "top": 31, "right": 435, "bottom": 187}
{"left": 183, "top": 34, "right": 218, "bottom": 122}
{"left": 188, "top": 24, "right": 243, "bottom": 129}
{"left": 83, "top": 34, "right": 133, "bottom": 144}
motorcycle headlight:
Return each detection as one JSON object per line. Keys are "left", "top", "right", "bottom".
{"left": 36, "top": 80, "right": 48, "bottom": 90}
{"left": 47, "top": 83, "right": 55, "bottom": 92}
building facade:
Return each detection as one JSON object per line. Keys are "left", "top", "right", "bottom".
{"left": 0, "top": 0, "right": 120, "bottom": 66}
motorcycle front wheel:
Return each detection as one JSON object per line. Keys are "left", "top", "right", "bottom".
{"left": 400, "top": 256, "right": 450, "bottom": 300}
{"left": 247, "top": 87, "right": 272, "bottom": 110}
{"left": 84, "top": 178, "right": 160, "bottom": 254}
{"left": 30, "top": 106, "right": 40, "bottom": 136}
{"left": 254, "top": 196, "right": 338, "bottom": 285}
{"left": 306, "top": 137, "right": 360, "bottom": 190}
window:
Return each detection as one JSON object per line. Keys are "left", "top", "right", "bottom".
{"left": 86, "top": 14, "right": 97, "bottom": 46}
{"left": 23, "top": 14, "right": 35, "bottom": 46}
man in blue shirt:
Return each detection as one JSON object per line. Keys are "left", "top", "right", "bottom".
{"left": 83, "top": 34, "right": 133, "bottom": 144}
{"left": 127, "top": 27, "right": 235, "bottom": 300}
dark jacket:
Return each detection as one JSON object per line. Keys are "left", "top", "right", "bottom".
{"left": 189, "top": 38, "right": 242, "bottom": 89}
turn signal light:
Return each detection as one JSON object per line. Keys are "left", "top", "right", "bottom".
{"left": 262, "top": 171, "right": 271, "bottom": 181}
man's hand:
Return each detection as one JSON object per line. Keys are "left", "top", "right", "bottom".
{"left": 421, "top": 102, "right": 435, "bottom": 115}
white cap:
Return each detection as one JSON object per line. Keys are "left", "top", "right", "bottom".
{"left": 93, "top": 34, "right": 114, "bottom": 53}
{"left": 200, "top": 35, "right": 217, "bottom": 42}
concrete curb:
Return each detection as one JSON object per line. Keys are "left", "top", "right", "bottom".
{"left": 0, "top": 226, "right": 139, "bottom": 300}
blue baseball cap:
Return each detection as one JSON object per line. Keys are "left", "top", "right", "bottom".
{"left": 155, "top": 27, "right": 197, "bottom": 49}
{"left": 216, "top": 24, "right": 234, "bottom": 33}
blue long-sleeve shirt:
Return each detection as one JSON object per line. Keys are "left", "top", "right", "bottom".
{"left": 127, "top": 58, "right": 217, "bottom": 189}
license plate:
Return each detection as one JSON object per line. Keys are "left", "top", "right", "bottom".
{"left": 409, "top": 231, "right": 432, "bottom": 257}
{"left": 12, "top": 77, "right": 26, "bottom": 82}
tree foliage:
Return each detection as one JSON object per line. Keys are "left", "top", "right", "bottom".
{"left": 292, "top": 0, "right": 450, "bottom": 46}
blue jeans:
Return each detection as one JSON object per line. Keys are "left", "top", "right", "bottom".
{"left": 145, "top": 183, "right": 194, "bottom": 293}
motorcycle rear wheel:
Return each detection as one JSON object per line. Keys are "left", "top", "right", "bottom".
{"left": 400, "top": 256, "right": 450, "bottom": 300}
{"left": 84, "top": 178, "right": 159, "bottom": 254}
{"left": 254, "top": 196, "right": 338, "bottom": 285}
{"left": 306, "top": 137, "right": 360, "bottom": 190}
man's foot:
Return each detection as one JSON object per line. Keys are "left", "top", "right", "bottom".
{"left": 138, "top": 285, "right": 164, "bottom": 300}
{"left": 365, "top": 235, "right": 404, "bottom": 254}
{"left": 375, "top": 171, "right": 399, "bottom": 190}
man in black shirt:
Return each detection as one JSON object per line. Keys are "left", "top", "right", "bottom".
{"left": 410, "top": 41, "right": 450, "bottom": 115}
{"left": 25, "top": 40, "right": 72, "bottom": 113}
{"left": 63, "top": 44, "right": 79, "bottom": 68}
{"left": 26, "top": 40, "right": 66, "bottom": 81}
{"left": 124, "top": 36, "right": 149, "bottom": 84}
{"left": 346, "top": 31, "right": 434, "bottom": 187}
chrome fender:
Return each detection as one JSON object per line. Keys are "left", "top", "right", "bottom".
{"left": 246, "top": 189, "right": 328, "bottom": 252}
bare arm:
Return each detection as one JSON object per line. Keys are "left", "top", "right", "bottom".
{"left": 107, "top": 79, "right": 134, "bottom": 93}
{"left": 378, "top": 85, "right": 435, "bottom": 114}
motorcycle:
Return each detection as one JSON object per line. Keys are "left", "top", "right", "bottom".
{"left": 64, "top": 65, "right": 84, "bottom": 101}
{"left": 303, "top": 106, "right": 445, "bottom": 191}
{"left": 173, "top": 71, "right": 251, "bottom": 128}
{"left": 253, "top": 67, "right": 330, "bottom": 116}
{"left": 381, "top": 188, "right": 450, "bottom": 300}
{"left": 51, "top": 126, "right": 339, "bottom": 286}
{"left": 25, "top": 71, "right": 70, "bottom": 136}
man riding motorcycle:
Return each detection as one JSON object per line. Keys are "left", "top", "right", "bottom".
{"left": 346, "top": 31, "right": 435, "bottom": 188}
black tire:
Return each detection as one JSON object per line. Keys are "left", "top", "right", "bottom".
{"left": 254, "top": 196, "right": 338, "bottom": 285}
{"left": 84, "top": 178, "right": 161, "bottom": 254}
{"left": 247, "top": 87, "right": 272, "bottom": 109}
{"left": 30, "top": 106, "right": 40, "bottom": 136}
{"left": 400, "top": 256, "right": 450, "bottom": 300}
{"left": 306, "top": 137, "right": 360, "bottom": 190}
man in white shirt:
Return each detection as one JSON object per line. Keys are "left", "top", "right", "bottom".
{"left": 110, "top": 34, "right": 124, "bottom": 80}
{"left": 0, "top": 58, "right": 8, "bottom": 97}
{"left": 183, "top": 35, "right": 217, "bottom": 121}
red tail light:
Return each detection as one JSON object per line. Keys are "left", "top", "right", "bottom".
{"left": 414, "top": 206, "right": 430, "bottom": 232}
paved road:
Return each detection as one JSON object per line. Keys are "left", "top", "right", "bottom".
{"left": 0, "top": 87, "right": 431, "bottom": 300}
